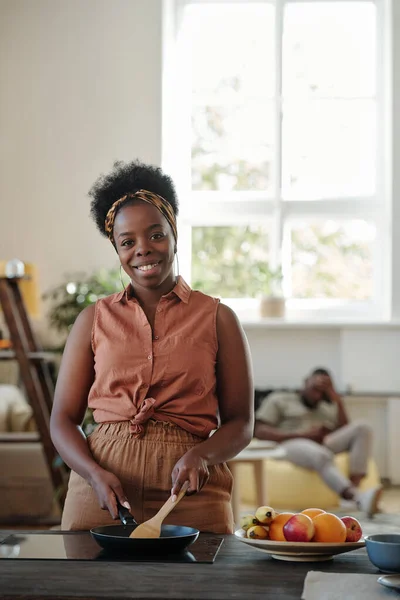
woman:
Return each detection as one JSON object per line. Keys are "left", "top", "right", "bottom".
{"left": 50, "top": 160, "right": 254, "bottom": 533}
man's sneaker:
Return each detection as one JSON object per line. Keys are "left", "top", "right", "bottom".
{"left": 356, "top": 485, "right": 383, "bottom": 518}
{"left": 339, "top": 498, "right": 358, "bottom": 511}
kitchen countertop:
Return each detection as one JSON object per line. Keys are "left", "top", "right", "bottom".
{"left": 0, "top": 530, "right": 381, "bottom": 599}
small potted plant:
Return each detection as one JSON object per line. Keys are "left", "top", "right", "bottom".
{"left": 259, "top": 266, "right": 285, "bottom": 318}
{"left": 43, "top": 268, "right": 124, "bottom": 345}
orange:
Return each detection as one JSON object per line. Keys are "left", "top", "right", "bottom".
{"left": 269, "top": 512, "right": 295, "bottom": 541}
{"left": 312, "top": 512, "right": 347, "bottom": 543}
{"left": 301, "top": 508, "right": 326, "bottom": 519}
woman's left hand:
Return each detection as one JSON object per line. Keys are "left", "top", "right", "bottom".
{"left": 171, "top": 448, "right": 209, "bottom": 498}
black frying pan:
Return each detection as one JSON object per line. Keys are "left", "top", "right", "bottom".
{"left": 90, "top": 502, "right": 199, "bottom": 554}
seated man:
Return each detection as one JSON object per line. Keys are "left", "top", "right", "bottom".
{"left": 254, "top": 368, "right": 382, "bottom": 517}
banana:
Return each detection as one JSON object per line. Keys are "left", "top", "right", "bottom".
{"left": 255, "top": 505, "right": 277, "bottom": 525}
{"left": 247, "top": 525, "right": 269, "bottom": 540}
{"left": 240, "top": 514, "right": 259, "bottom": 531}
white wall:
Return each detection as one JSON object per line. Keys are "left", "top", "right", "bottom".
{"left": 391, "top": 0, "right": 400, "bottom": 319}
{"left": 244, "top": 323, "right": 400, "bottom": 394}
{"left": 0, "top": 0, "right": 399, "bottom": 393}
{"left": 245, "top": 326, "right": 342, "bottom": 389}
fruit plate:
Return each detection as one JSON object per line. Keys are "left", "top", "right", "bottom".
{"left": 234, "top": 530, "right": 365, "bottom": 562}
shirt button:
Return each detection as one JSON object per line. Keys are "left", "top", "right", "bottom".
{"left": 147, "top": 354, "right": 152, "bottom": 360}
{"left": 154, "top": 336, "right": 159, "bottom": 340}
{"left": 157, "top": 307, "right": 162, "bottom": 313}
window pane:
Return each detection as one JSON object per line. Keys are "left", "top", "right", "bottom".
{"left": 188, "top": 4, "right": 275, "bottom": 99}
{"left": 192, "top": 102, "right": 274, "bottom": 191}
{"left": 288, "top": 220, "right": 376, "bottom": 300}
{"left": 282, "top": 1, "right": 376, "bottom": 199}
{"left": 192, "top": 225, "right": 270, "bottom": 298}
{"left": 183, "top": 3, "right": 275, "bottom": 192}
{"left": 282, "top": 99, "right": 376, "bottom": 198}
{"left": 283, "top": 2, "right": 376, "bottom": 98}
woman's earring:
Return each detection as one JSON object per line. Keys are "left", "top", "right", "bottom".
{"left": 174, "top": 252, "right": 180, "bottom": 276}
{"left": 119, "top": 265, "right": 127, "bottom": 291}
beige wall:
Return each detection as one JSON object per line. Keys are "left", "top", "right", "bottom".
{"left": 0, "top": 0, "right": 162, "bottom": 323}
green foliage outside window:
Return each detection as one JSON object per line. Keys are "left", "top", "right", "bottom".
{"left": 291, "top": 221, "right": 374, "bottom": 300}
{"left": 191, "top": 225, "right": 282, "bottom": 298}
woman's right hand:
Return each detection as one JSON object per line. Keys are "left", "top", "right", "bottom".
{"left": 89, "top": 468, "right": 131, "bottom": 519}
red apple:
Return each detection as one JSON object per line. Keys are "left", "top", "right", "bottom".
{"left": 283, "top": 513, "right": 315, "bottom": 542}
{"left": 341, "top": 516, "right": 363, "bottom": 542}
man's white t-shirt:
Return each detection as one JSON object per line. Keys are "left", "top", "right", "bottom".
{"left": 255, "top": 391, "right": 339, "bottom": 433}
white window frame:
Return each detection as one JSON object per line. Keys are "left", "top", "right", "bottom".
{"left": 162, "top": 0, "right": 390, "bottom": 322}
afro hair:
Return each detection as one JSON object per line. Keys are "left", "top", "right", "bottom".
{"left": 89, "top": 160, "right": 179, "bottom": 236}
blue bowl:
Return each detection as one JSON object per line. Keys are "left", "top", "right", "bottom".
{"left": 364, "top": 534, "right": 400, "bottom": 573}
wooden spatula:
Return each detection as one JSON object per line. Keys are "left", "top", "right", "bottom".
{"left": 129, "top": 481, "right": 190, "bottom": 539}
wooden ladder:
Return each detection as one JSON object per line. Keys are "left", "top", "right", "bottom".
{"left": 0, "top": 275, "right": 68, "bottom": 508}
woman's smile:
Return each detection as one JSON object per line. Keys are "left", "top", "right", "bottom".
{"left": 134, "top": 260, "right": 162, "bottom": 275}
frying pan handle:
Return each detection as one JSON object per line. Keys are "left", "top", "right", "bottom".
{"left": 116, "top": 500, "right": 138, "bottom": 526}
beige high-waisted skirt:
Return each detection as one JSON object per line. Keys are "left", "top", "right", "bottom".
{"left": 61, "top": 420, "right": 234, "bottom": 533}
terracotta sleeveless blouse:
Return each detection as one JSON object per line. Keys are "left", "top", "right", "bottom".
{"left": 88, "top": 277, "right": 220, "bottom": 438}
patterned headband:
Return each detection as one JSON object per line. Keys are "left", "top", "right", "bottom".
{"left": 104, "top": 189, "right": 177, "bottom": 245}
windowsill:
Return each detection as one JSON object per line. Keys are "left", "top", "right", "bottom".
{"left": 220, "top": 297, "right": 400, "bottom": 328}
{"left": 239, "top": 317, "right": 400, "bottom": 329}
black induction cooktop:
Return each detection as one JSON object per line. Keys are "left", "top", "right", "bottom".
{"left": 0, "top": 532, "right": 223, "bottom": 564}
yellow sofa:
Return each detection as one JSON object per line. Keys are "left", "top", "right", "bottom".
{"left": 236, "top": 452, "right": 381, "bottom": 511}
